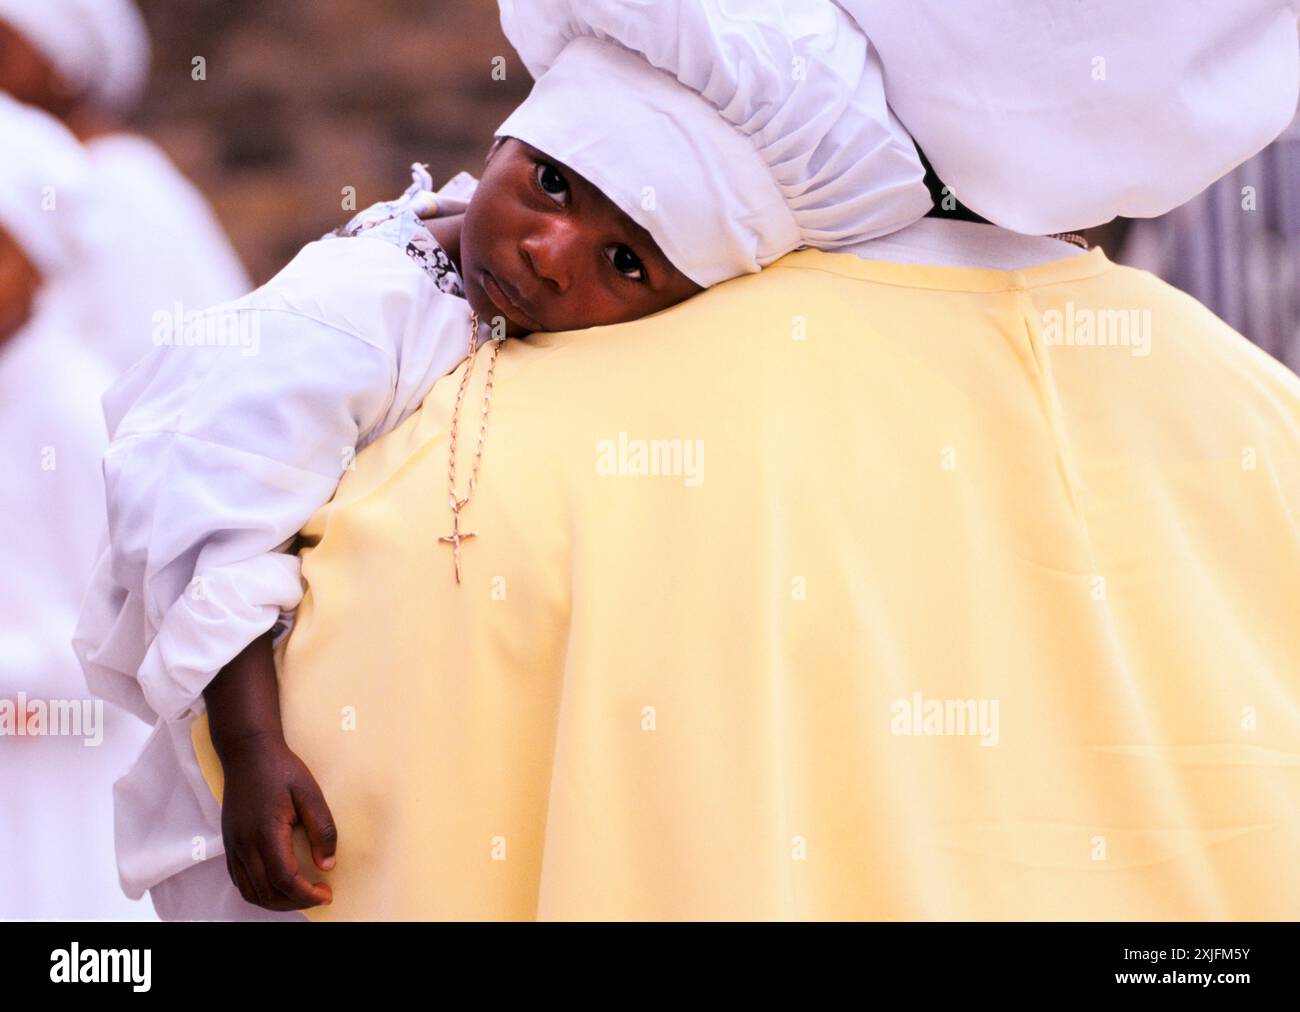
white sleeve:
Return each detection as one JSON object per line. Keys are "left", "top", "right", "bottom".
{"left": 74, "top": 297, "right": 397, "bottom": 723}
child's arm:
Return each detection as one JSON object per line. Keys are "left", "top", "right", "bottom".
{"left": 204, "top": 632, "right": 336, "bottom": 911}
{"left": 70, "top": 235, "right": 474, "bottom": 906}
{"left": 76, "top": 266, "right": 402, "bottom": 726}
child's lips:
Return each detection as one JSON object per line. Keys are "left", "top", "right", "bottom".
{"left": 481, "top": 270, "right": 542, "bottom": 331}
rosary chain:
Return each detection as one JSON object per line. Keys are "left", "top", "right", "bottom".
{"left": 446, "top": 310, "right": 503, "bottom": 514}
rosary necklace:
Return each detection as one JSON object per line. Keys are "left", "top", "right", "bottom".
{"left": 439, "top": 310, "right": 504, "bottom": 583}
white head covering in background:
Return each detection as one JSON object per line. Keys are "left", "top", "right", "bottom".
{"left": 0, "top": 92, "right": 90, "bottom": 277}
{"left": 834, "top": 0, "right": 1300, "bottom": 235}
{"left": 0, "top": 0, "right": 151, "bottom": 116}
{"left": 495, "top": 0, "right": 931, "bottom": 287}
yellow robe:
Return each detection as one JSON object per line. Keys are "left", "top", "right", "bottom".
{"left": 193, "top": 248, "right": 1300, "bottom": 919}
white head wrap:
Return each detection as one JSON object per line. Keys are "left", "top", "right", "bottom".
{"left": 835, "top": 0, "right": 1300, "bottom": 234}
{"left": 495, "top": 0, "right": 931, "bottom": 287}
{"left": 0, "top": 0, "right": 151, "bottom": 116}
{"left": 0, "top": 93, "right": 91, "bottom": 277}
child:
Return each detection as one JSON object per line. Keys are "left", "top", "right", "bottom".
{"left": 74, "top": 0, "right": 932, "bottom": 918}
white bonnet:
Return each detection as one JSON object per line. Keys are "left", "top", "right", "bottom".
{"left": 0, "top": 0, "right": 151, "bottom": 116}
{"left": 495, "top": 0, "right": 931, "bottom": 287}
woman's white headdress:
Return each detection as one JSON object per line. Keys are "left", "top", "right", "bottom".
{"left": 835, "top": 0, "right": 1300, "bottom": 234}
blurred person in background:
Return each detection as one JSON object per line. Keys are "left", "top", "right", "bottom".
{"left": 0, "top": 94, "right": 153, "bottom": 920}
{"left": 0, "top": 0, "right": 248, "bottom": 921}
{"left": 0, "top": 0, "right": 249, "bottom": 373}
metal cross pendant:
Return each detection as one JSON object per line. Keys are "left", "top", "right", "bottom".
{"left": 438, "top": 509, "right": 477, "bottom": 584}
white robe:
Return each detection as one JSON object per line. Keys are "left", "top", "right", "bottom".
{"left": 72, "top": 172, "right": 479, "bottom": 914}
{"left": 2, "top": 127, "right": 250, "bottom": 921}
{"left": 0, "top": 288, "right": 153, "bottom": 919}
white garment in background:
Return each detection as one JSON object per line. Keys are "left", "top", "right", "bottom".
{"left": 82, "top": 133, "right": 251, "bottom": 373}
{"left": 72, "top": 169, "right": 479, "bottom": 913}
{"left": 0, "top": 288, "right": 152, "bottom": 920}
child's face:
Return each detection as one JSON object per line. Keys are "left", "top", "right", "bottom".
{"left": 0, "top": 227, "right": 40, "bottom": 344}
{"left": 460, "top": 138, "right": 702, "bottom": 337}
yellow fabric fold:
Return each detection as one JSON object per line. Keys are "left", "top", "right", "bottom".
{"left": 194, "top": 247, "right": 1300, "bottom": 919}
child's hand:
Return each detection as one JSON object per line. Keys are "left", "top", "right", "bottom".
{"left": 218, "top": 731, "right": 337, "bottom": 911}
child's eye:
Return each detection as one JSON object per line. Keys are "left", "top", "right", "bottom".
{"left": 605, "top": 244, "right": 646, "bottom": 283}
{"left": 535, "top": 162, "right": 569, "bottom": 205}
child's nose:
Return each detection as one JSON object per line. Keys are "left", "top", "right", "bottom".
{"left": 520, "top": 218, "right": 581, "bottom": 293}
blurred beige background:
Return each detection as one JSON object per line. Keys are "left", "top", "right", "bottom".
{"left": 133, "top": 0, "right": 529, "bottom": 283}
